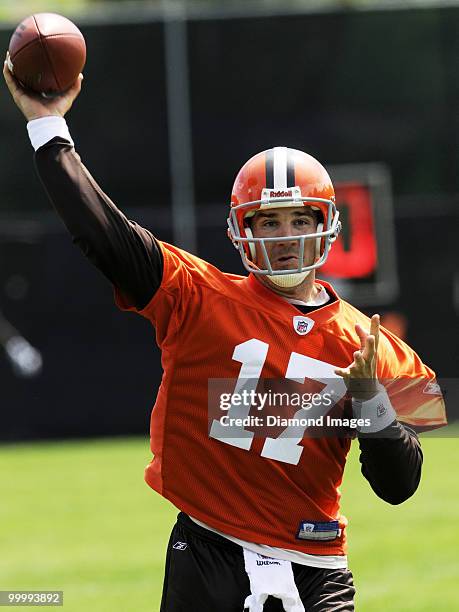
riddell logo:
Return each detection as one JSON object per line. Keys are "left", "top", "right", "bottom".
{"left": 270, "top": 190, "right": 292, "bottom": 198}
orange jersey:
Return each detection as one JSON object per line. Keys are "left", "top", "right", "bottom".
{"left": 116, "top": 241, "right": 446, "bottom": 556}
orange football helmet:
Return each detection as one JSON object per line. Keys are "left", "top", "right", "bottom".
{"left": 227, "top": 147, "right": 341, "bottom": 286}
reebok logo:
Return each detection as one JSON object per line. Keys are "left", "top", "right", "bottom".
{"left": 423, "top": 381, "right": 442, "bottom": 395}
{"left": 172, "top": 541, "right": 188, "bottom": 550}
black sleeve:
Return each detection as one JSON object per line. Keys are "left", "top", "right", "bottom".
{"left": 358, "top": 420, "right": 423, "bottom": 505}
{"left": 34, "top": 137, "right": 163, "bottom": 310}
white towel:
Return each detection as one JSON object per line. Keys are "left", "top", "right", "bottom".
{"left": 243, "top": 548, "right": 305, "bottom": 612}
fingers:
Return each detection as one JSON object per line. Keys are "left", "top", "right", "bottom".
{"left": 3, "top": 52, "right": 27, "bottom": 105}
{"left": 334, "top": 350, "right": 362, "bottom": 378}
{"left": 353, "top": 350, "right": 365, "bottom": 370}
{"left": 354, "top": 314, "right": 379, "bottom": 360}
{"left": 3, "top": 55, "right": 19, "bottom": 94}
{"left": 335, "top": 315, "right": 380, "bottom": 390}
{"left": 68, "top": 73, "right": 84, "bottom": 96}
{"left": 334, "top": 367, "right": 350, "bottom": 379}
{"left": 355, "top": 324, "right": 367, "bottom": 350}
{"left": 3, "top": 62, "right": 23, "bottom": 107}
{"left": 361, "top": 333, "right": 375, "bottom": 361}
{"left": 364, "top": 313, "right": 379, "bottom": 361}
{"left": 370, "top": 313, "right": 380, "bottom": 352}
{"left": 335, "top": 351, "right": 363, "bottom": 378}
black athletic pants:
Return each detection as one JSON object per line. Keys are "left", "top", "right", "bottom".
{"left": 160, "top": 513, "right": 355, "bottom": 611}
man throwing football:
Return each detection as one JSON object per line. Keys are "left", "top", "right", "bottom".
{"left": 4, "top": 57, "right": 446, "bottom": 612}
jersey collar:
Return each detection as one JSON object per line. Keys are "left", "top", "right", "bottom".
{"left": 245, "top": 273, "right": 342, "bottom": 325}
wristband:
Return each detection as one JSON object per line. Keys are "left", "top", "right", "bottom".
{"left": 352, "top": 386, "right": 396, "bottom": 433}
{"left": 27, "top": 116, "right": 74, "bottom": 151}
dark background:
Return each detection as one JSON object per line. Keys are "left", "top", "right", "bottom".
{"left": 0, "top": 6, "right": 457, "bottom": 440}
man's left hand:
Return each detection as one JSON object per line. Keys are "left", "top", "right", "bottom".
{"left": 334, "top": 313, "right": 380, "bottom": 401}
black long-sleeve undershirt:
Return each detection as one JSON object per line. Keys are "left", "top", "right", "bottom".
{"left": 34, "top": 138, "right": 423, "bottom": 506}
{"left": 35, "top": 137, "right": 162, "bottom": 310}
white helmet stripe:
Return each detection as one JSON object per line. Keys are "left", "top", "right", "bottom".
{"left": 273, "top": 146, "right": 288, "bottom": 188}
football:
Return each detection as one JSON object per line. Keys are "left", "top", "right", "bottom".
{"left": 8, "top": 13, "right": 86, "bottom": 96}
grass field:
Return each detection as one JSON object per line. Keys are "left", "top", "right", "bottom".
{"left": 1, "top": 433, "right": 457, "bottom": 611}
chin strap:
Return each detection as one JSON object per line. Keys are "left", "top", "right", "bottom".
{"left": 267, "top": 270, "right": 311, "bottom": 287}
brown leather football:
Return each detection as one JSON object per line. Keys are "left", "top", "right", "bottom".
{"left": 8, "top": 13, "right": 86, "bottom": 96}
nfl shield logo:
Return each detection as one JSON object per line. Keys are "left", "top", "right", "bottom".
{"left": 293, "top": 316, "right": 314, "bottom": 336}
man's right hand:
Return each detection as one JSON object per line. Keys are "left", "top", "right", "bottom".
{"left": 3, "top": 52, "right": 83, "bottom": 122}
